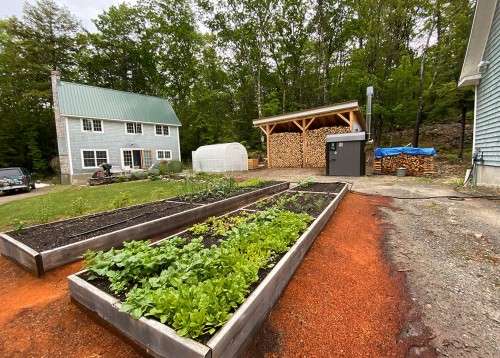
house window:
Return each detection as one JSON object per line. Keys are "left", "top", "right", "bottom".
{"left": 156, "top": 150, "right": 172, "bottom": 160}
{"left": 155, "top": 125, "right": 169, "bottom": 136}
{"left": 126, "top": 122, "right": 142, "bottom": 134}
{"left": 82, "top": 119, "right": 92, "bottom": 131}
{"left": 82, "top": 119, "right": 102, "bottom": 132}
{"left": 123, "top": 150, "right": 133, "bottom": 167}
{"left": 92, "top": 120, "right": 102, "bottom": 132}
{"left": 96, "top": 150, "right": 108, "bottom": 165}
{"left": 82, "top": 150, "right": 108, "bottom": 168}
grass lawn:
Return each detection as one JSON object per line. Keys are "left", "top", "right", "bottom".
{"left": 0, "top": 179, "right": 208, "bottom": 231}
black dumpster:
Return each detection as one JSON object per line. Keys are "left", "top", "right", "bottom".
{"left": 326, "top": 132, "right": 366, "bottom": 176}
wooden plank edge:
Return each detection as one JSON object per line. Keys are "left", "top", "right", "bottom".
{"left": 0, "top": 232, "right": 42, "bottom": 276}
{"left": 68, "top": 274, "right": 211, "bottom": 358}
{"left": 206, "top": 183, "right": 348, "bottom": 357}
{"left": 40, "top": 182, "right": 290, "bottom": 272}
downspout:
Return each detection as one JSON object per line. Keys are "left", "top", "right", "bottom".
{"left": 366, "top": 86, "right": 374, "bottom": 142}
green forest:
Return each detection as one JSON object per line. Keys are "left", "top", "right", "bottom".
{"left": 0, "top": 0, "right": 474, "bottom": 174}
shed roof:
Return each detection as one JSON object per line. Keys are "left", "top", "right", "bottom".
{"left": 458, "top": 0, "right": 499, "bottom": 87}
{"left": 56, "top": 81, "right": 181, "bottom": 126}
{"left": 252, "top": 101, "right": 361, "bottom": 126}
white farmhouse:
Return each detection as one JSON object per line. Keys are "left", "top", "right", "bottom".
{"left": 51, "top": 71, "right": 181, "bottom": 184}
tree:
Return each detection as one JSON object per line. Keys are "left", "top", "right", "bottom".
{"left": 0, "top": 0, "right": 477, "bottom": 171}
{"left": 0, "top": 0, "right": 81, "bottom": 172}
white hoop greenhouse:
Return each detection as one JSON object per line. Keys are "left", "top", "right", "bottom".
{"left": 192, "top": 142, "right": 248, "bottom": 172}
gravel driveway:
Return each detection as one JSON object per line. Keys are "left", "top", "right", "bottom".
{"left": 237, "top": 168, "right": 500, "bottom": 357}
{"left": 0, "top": 184, "right": 53, "bottom": 205}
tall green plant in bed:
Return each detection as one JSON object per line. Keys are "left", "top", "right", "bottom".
{"left": 84, "top": 209, "right": 312, "bottom": 338}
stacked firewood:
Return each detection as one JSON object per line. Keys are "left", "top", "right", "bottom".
{"left": 376, "top": 154, "right": 435, "bottom": 176}
{"left": 269, "top": 132, "right": 303, "bottom": 167}
{"left": 303, "top": 126, "right": 351, "bottom": 167}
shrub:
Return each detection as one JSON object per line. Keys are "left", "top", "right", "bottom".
{"left": 71, "top": 197, "right": 89, "bottom": 216}
{"left": 130, "top": 171, "right": 147, "bottom": 181}
{"left": 112, "top": 192, "right": 132, "bottom": 209}
{"left": 148, "top": 167, "right": 160, "bottom": 176}
{"left": 158, "top": 161, "right": 169, "bottom": 176}
{"left": 167, "top": 160, "right": 182, "bottom": 173}
{"left": 13, "top": 218, "right": 26, "bottom": 231}
{"left": 238, "top": 178, "right": 266, "bottom": 188}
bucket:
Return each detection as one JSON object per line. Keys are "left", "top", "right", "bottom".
{"left": 396, "top": 167, "right": 407, "bottom": 177}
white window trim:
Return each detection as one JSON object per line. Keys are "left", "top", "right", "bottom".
{"left": 156, "top": 149, "right": 172, "bottom": 160}
{"left": 125, "top": 122, "right": 143, "bottom": 135}
{"left": 154, "top": 124, "right": 171, "bottom": 137}
{"left": 81, "top": 149, "right": 109, "bottom": 169}
{"left": 81, "top": 118, "right": 104, "bottom": 133}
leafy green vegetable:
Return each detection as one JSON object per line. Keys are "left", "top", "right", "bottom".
{"left": 84, "top": 209, "right": 312, "bottom": 338}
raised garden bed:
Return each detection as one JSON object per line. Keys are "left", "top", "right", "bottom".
{"left": 0, "top": 181, "right": 288, "bottom": 276}
{"left": 290, "top": 181, "right": 346, "bottom": 193}
{"left": 68, "top": 182, "right": 348, "bottom": 358}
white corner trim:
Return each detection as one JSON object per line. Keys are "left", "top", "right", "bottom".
{"left": 65, "top": 117, "right": 74, "bottom": 175}
{"left": 472, "top": 86, "right": 478, "bottom": 164}
{"left": 459, "top": 0, "right": 498, "bottom": 87}
{"left": 176, "top": 127, "right": 181, "bottom": 161}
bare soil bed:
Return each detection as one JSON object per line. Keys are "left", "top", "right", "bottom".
{"left": 9, "top": 200, "right": 198, "bottom": 251}
{"left": 7, "top": 181, "right": 282, "bottom": 252}
{"left": 291, "top": 182, "right": 345, "bottom": 193}
{"left": 248, "top": 192, "right": 336, "bottom": 218}
{"left": 171, "top": 181, "right": 281, "bottom": 203}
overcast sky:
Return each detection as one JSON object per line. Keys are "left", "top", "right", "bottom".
{"left": 0, "top": 0, "right": 137, "bottom": 32}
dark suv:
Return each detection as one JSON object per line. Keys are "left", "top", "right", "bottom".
{"left": 0, "top": 167, "right": 35, "bottom": 193}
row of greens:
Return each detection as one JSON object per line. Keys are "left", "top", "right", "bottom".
{"left": 84, "top": 208, "right": 312, "bottom": 338}
{"left": 176, "top": 176, "right": 269, "bottom": 203}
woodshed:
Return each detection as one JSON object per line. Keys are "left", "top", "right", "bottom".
{"left": 253, "top": 101, "right": 364, "bottom": 168}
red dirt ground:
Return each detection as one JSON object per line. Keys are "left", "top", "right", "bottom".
{"left": 0, "top": 193, "right": 431, "bottom": 357}
{"left": 245, "top": 193, "right": 433, "bottom": 357}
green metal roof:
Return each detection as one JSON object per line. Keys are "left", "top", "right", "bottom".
{"left": 57, "top": 81, "right": 181, "bottom": 126}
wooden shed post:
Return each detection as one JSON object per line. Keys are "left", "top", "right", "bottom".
{"left": 266, "top": 125, "right": 271, "bottom": 168}
{"left": 301, "top": 119, "right": 306, "bottom": 168}
{"left": 349, "top": 111, "right": 354, "bottom": 131}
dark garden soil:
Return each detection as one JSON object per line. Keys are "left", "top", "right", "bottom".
{"left": 170, "top": 181, "right": 282, "bottom": 203}
{"left": 291, "top": 181, "right": 345, "bottom": 193}
{"left": 8, "top": 182, "right": 283, "bottom": 252}
{"left": 9, "top": 200, "right": 198, "bottom": 252}
{"left": 248, "top": 191, "right": 337, "bottom": 217}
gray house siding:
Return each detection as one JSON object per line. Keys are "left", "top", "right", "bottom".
{"left": 476, "top": 1, "right": 500, "bottom": 168}
{"left": 66, "top": 117, "right": 181, "bottom": 174}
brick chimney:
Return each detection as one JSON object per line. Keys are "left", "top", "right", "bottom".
{"left": 51, "top": 70, "right": 72, "bottom": 184}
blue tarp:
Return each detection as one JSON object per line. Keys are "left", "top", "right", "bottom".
{"left": 374, "top": 147, "right": 436, "bottom": 159}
